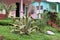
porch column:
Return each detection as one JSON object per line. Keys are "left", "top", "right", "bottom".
{"left": 56, "top": 4, "right": 59, "bottom": 12}
{"left": 20, "top": 0, "right": 24, "bottom": 18}
{"left": 36, "top": 0, "right": 41, "bottom": 19}
{"left": 39, "top": 2, "right": 41, "bottom": 19}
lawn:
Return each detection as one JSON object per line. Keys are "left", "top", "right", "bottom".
{"left": 0, "top": 25, "right": 60, "bottom": 40}
{"left": 0, "top": 18, "right": 60, "bottom": 40}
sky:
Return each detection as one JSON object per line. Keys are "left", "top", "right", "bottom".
{"left": 47, "top": 0, "right": 60, "bottom": 2}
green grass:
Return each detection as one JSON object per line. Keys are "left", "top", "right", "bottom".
{"left": 0, "top": 19, "right": 60, "bottom": 40}
{"left": 0, "top": 26, "right": 60, "bottom": 40}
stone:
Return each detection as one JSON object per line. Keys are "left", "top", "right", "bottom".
{"left": 46, "top": 30, "right": 55, "bottom": 35}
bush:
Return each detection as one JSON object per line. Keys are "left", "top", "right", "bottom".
{"left": 55, "top": 13, "right": 60, "bottom": 26}
{"left": 0, "top": 19, "right": 13, "bottom": 25}
{"left": 34, "top": 19, "right": 47, "bottom": 32}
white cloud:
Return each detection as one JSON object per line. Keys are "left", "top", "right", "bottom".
{"left": 47, "top": 0, "right": 60, "bottom": 2}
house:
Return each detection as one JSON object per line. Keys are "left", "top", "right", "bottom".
{"left": 31, "top": 0, "right": 60, "bottom": 19}
{"left": 32, "top": 1, "right": 60, "bottom": 13}
{"left": 1, "top": 0, "right": 60, "bottom": 19}
{"left": 0, "top": 0, "right": 35, "bottom": 19}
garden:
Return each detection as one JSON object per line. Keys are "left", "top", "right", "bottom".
{"left": 0, "top": 3, "right": 60, "bottom": 40}
{"left": 0, "top": 11, "right": 60, "bottom": 40}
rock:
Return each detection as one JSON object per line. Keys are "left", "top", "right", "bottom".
{"left": 46, "top": 30, "right": 55, "bottom": 35}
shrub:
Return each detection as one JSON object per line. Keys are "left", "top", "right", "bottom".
{"left": 34, "top": 19, "right": 47, "bottom": 32}
{"left": 0, "top": 19, "right": 13, "bottom": 25}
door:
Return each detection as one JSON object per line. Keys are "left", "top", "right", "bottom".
{"left": 16, "top": 2, "right": 20, "bottom": 17}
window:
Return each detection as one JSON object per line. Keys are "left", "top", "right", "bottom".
{"left": 40, "top": 6, "right": 43, "bottom": 10}
{"left": 36, "top": 6, "right": 39, "bottom": 10}
{"left": 50, "top": 3, "right": 56, "bottom": 11}
{"left": 52, "top": 5, "right": 56, "bottom": 10}
{"left": 36, "top": 6, "right": 43, "bottom": 10}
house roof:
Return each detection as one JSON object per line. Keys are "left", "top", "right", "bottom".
{"left": 44, "top": 0, "right": 60, "bottom": 4}
{"left": 0, "top": 0, "right": 36, "bottom": 5}
{"left": 44, "top": 1, "right": 60, "bottom": 4}
{"left": 2, "top": 0, "right": 60, "bottom": 5}
{"left": 1, "top": 0, "right": 60, "bottom": 4}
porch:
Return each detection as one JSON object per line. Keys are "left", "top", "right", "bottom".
{"left": 48, "top": 2, "right": 60, "bottom": 12}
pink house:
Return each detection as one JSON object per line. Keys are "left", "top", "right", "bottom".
{"left": 0, "top": 0, "right": 41, "bottom": 19}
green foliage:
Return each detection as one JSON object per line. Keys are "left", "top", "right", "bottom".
{"left": 55, "top": 13, "right": 60, "bottom": 26}
{"left": 0, "top": 19, "right": 13, "bottom": 25}
{"left": 8, "top": 4, "right": 16, "bottom": 12}
{"left": 57, "top": 13, "right": 60, "bottom": 20}
{"left": 0, "top": 26, "right": 60, "bottom": 40}
{"left": 34, "top": 19, "right": 47, "bottom": 31}
{"left": 41, "top": 12, "right": 50, "bottom": 23}
{"left": 0, "top": 3, "right": 6, "bottom": 10}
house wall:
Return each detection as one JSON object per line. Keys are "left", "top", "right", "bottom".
{"left": 31, "top": 1, "right": 60, "bottom": 19}
{"left": 40, "top": 2, "right": 50, "bottom": 10}
{"left": 32, "top": 2, "right": 50, "bottom": 11}
{"left": 56, "top": 4, "right": 59, "bottom": 12}
{"left": 41, "top": 2, "right": 60, "bottom": 12}
{"left": 58, "top": 4, "right": 60, "bottom": 12}
{"left": 48, "top": 3, "right": 60, "bottom": 12}
{"left": 1, "top": 0, "right": 31, "bottom": 18}
{"left": 48, "top": 3, "right": 57, "bottom": 12}
{"left": 0, "top": 0, "right": 21, "bottom": 18}
{"left": 32, "top": 1, "right": 60, "bottom": 12}
{"left": 56, "top": 4, "right": 60, "bottom": 12}
{"left": 32, "top": 2, "right": 50, "bottom": 19}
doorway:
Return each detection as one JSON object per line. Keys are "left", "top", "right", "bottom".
{"left": 16, "top": 2, "right": 20, "bottom": 17}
